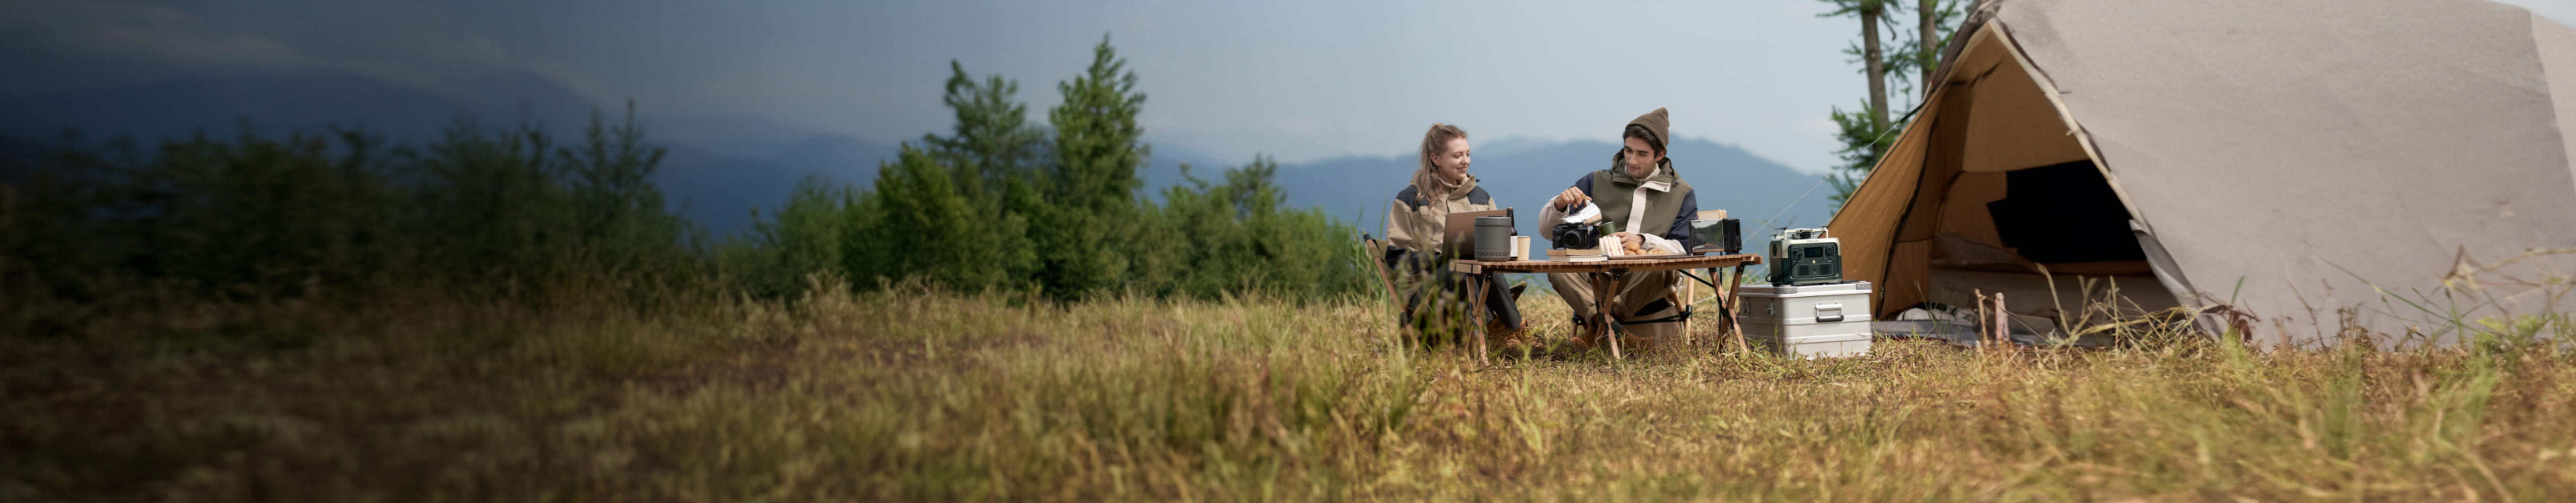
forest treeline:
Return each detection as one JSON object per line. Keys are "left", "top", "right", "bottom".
{"left": 0, "top": 37, "right": 1369, "bottom": 308}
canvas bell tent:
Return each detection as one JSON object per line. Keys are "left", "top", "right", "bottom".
{"left": 1830, "top": 0, "right": 2576, "bottom": 346}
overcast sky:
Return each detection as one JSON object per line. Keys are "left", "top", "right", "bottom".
{"left": 8, "top": 0, "right": 2575, "bottom": 173}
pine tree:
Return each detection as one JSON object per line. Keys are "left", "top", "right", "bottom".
{"left": 864, "top": 145, "right": 996, "bottom": 289}
{"left": 1049, "top": 35, "right": 1149, "bottom": 213}
{"left": 1031, "top": 35, "right": 1151, "bottom": 298}
{"left": 922, "top": 61, "right": 1047, "bottom": 201}
{"left": 919, "top": 60, "right": 1045, "bottom": 286}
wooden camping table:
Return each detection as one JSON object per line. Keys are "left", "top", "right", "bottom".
{"left": 1451, "top": 254, "right": 1764, "bottom": 361}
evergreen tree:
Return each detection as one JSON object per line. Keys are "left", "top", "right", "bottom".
{"left": 1031, "top": 35, "right": 1151, "bottom": 298}
{"left": 861, "top": 145, "right": 999, "bottom": 290}
{"left": 720, "top": 174, "right": 854, "bottom": 298}
{"left": 1049, "top": 35, "right": 1149, "bottom": 214}
{"left": 920, "top": 61, "right": 1045, "bottom": 285}
{"left": 922, "top": 61, "right": 1048, "bottom": 201}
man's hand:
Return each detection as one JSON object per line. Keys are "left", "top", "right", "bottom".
{"left": 1612, "top": 231, "right": 1643, "bottom": 249}
{"left": 1552, "top": 187, "right": 1590, "bottom": 210}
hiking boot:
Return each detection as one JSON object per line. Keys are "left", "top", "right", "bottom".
{"left": 1487, "top": 318, "right": 1535, "bottom": 348}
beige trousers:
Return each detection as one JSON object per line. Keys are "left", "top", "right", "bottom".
{"left": 1548, "top": 270, "right": 1687, "bottom": 347}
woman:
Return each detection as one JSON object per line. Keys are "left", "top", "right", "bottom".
{"left": 1537, "top": 108, "right": 1701, "bottom": 349}
{"left": 1383, "top": 123, "right": 1525, "bottom": 345}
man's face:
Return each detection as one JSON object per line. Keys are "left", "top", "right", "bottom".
{"left": 1622, "top": 137, "right": 1661, "bottom": 178}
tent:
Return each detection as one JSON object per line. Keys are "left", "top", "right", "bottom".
{"left": 1830, "top": 0, "right": 2576, "bottom": 346}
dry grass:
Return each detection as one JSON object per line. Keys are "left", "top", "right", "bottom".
{"left": 6, "top": 279, "right": 2576, "bottom": 501}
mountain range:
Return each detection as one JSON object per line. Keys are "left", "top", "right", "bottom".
{"left": 0, "top": 63, "right": 1838, "bottom": 245}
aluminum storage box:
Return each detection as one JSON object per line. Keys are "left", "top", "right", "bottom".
{"left": 1737, "top": 315, "right": 1874, "bottom": 357}
{"left": 1736, "top": 281, "right": 1874, "bottom": 357}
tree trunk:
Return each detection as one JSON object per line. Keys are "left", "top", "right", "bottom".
{"left": 1921, "top": 0, "right": 1939, "bottom": 91}
{"left": 1863, "top": 6, "right": 1887, "bottom": 131}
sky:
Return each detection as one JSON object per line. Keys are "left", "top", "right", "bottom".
{"left": 7, "top": 0, "right": 2576, "bottom": 173}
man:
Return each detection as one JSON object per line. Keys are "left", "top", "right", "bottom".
{"left": 1536, "top": 108, "right": 1700, "bottom": 349}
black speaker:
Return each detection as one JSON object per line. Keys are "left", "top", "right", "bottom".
{"left": 1691, "top": 218, "right": 1742, "bottom": 254}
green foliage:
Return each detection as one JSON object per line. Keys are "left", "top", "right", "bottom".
{"left": 854, "top": 145, "right": 1015, "bottom": 291}
{"left": 923, "top": 61, "right": 1049, "bottom": 201}
{"left": 0, "top": 32, "right": 1365, "bottom": 309}
{"left": 0, "top": 103, "right": 703, "bottom": 302}
{"left": 716, "top": 174, "right": 856, "bottom": 299}
{"left": 1133, "top": 157, "right": 1367, "bottom": 299}
{"left": 409, "top": 103, "right": 699, "bottom": 291}
{"left": 1048, "top": 35, "right": 1150, "bottom": 214}
{"left": 1824, "top": 100, "right": 1898, "bottom": 209}
{"left": 1027, "top": 35, "right": 1153, "bottom": 299}
{"left": 720, "top": 34, "right": 1362, "bottom": 302}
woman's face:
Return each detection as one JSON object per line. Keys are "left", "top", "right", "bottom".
{"left": 1432, "top": 137, "right": 1472, "bottom": 183}
{"left": 1622, "top": 137, "right": 1662, "bottom": 178}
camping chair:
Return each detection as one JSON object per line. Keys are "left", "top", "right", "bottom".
{"left": 1363, "top": 234, "right": 1520, "bottom": 352}
{"left": 1361, "top": 235, "right": 1408, "bottom": 314}
{"left": 1362, "top": 235, "right": 1448, "bottom": 349}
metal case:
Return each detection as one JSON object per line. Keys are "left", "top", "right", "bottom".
{"left": 1736, "top": 282, "right": 1874, "bottom": 357}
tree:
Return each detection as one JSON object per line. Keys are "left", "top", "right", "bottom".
{"left": 720, "top": 174, "right": 854, "bottom": 298}
{"left": 1887, "top": 0, "right": 1965, "bottom": 101}
{"left": 922, "top": 61, "right": 1048, "bottom": 201}
{"left": 919, "top": 61, "right": 1046, "bottom": 286}
{"left": 1822, "top": 0, "right": 1966, "bottom": 211}
{"left": 1029, "top": 35, "right": 1151, "bottom": 299}
{"left": 861, "top": 145, "right": 999, "bottom": 290}
{"left": 1919, "top": 0, "right": 1941, "bottom": 91}
{"left": 1822, "top": 0, "right": 1899, "bottom": 132}
{"left": 1139, "top": 155, "right": 1365, "bottom": 300}
{"left": 1048, "top": 35, "right": 1150, "bottom": 214}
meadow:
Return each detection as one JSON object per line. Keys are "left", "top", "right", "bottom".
{"left": 7, "top": 276, "right": 2574, "bottom": 502}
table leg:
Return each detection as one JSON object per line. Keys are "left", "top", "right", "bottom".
{"left": 1683, "top": 272, "right": 1697, "bottom": 348}
{"left": 1604, "top": 271, "right": 1625, "bottom": 361}
{"left": 1725, "top": 264, "right": 1750, "bottom": 354}
{"left": 1587, "top": 273, "right": 1609, "bottom": 352}
{"left": 1468, "top": 273, "right": 1487, "bottom": 364}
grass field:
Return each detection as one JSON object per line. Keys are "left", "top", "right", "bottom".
{"left": 6, "top": 279, "right": 2575, "bottom": 501}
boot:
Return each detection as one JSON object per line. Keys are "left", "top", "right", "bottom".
{"left": 1619, "top": 334, "right": 1662, "bottom": 351}
{"left": 1564, "top": 316, "right": 1603, "bottom": 350}
{"left": 1487, "top": 317, "right": 1534, "bottom": 349}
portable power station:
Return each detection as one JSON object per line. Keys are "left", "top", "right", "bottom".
{"left": 1767, "top": 227, "right": 1842, "bottom": 286}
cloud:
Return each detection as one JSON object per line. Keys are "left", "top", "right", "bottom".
{"left": 0, "top": 0, "right": 304, "bottom": 68}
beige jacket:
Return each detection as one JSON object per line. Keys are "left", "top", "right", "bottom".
{"left": 1386, "top": 173, "right": 1496, "bottom": 255}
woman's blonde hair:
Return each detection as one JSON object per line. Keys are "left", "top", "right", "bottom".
{"left": 1413, "top": 123, "right": 1469, "bottom": 195}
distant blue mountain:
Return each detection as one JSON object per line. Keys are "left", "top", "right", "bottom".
{"left": 652, "top": 114, "right": 848, "bottom": 160}
{"left": 660, "top": 134, "right": 900, "bottom": 233}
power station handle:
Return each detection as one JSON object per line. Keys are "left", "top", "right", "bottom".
{"left": 1815, "top": 301, "right": 1844, "bottom": 323}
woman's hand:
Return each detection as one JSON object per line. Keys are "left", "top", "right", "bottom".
{"left": 1552, "top": 187, "right": 1590, "bottom": 210}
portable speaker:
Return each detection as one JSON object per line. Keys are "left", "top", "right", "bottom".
{"left": 1691, "top": 218, "right": 1741, "bottom": 254}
